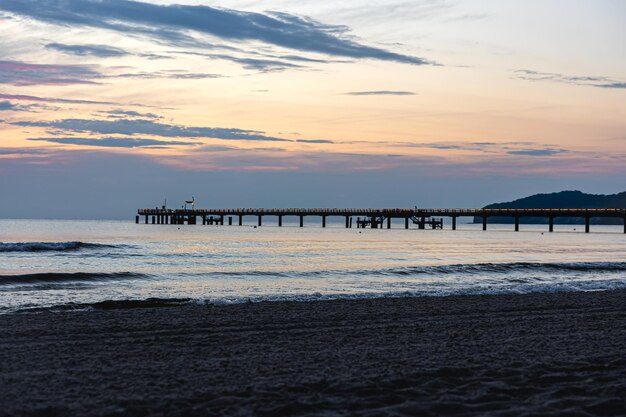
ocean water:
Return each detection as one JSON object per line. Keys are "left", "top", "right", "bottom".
{"left": 0, "top": 219, "right": 625, "bottom": 313}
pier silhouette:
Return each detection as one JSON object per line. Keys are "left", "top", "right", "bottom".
{"left": 137, "top": 207, "right": 626, "bottom": 233}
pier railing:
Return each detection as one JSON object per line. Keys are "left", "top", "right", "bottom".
{"left": 138, "top": 207, "right": 626, "bottom": 217}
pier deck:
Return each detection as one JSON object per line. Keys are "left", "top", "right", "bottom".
{"left": 137, "top": 207, "right": 626, "bottom": 233}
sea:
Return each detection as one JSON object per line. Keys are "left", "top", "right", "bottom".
{"left": 1, "top": 219, "right": 625, "bottom": 313}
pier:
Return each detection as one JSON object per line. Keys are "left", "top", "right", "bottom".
{"left": 136, "top": 207, "right": 626, "bottom": 233}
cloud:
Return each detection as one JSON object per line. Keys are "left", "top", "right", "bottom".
{"left": 212, "top": 55, "right": 302, "bottom": 72}
{"left": 596, "top": 83, "right": 626, "bottom": 89}
{"left": 138, "top": 53, "right": 173, "bottom": 60}
{"left": 172, "top": 49, "right": 351, "bottom": 72}
{"left": 0, "top": 100, "right": 43, "bottom": 112}
{"left": 100, "top": 109, "right": 161, "bottom": 119}
{"left": 344, "top": 91, "right": 416, "bottom": 96}
{"left": 350, "top": 140, "right": 570, "bottom": 157}
{"left": 507, "top": 148, "right": 568, "bottom": 157}
{"left": 115, "top": 71, "right": 222, "bottom": 79}
{"left": 0, "top": 60, "right": 101, "bottom": 85}
{"left": 29, "top": 136, "right": 200, "bottom": 148}
{"left": 45, "top": 42, "right": 128, "bottom": 57}
{"left": 296, "top": 139, "right": 334, "bottom": 144}
{"left": 0, "top": 93, "right": 115, "bottom": 105}
{"left": 0, "top": 93, "right": 168, "bottom": 109}
{"left": 171, "top": 51, "right": 303, "bottom": 73}
{"left": 444, "top": 13, "right": 488, "bottom": 23}
{"left": 0, "top": 0, "right": 432, "bottom": 66}
{"left": 0, "top": 147, "right": 52, "bottom": 156}
{"left": 515, "top": 70, "right": 626, "bottom": 89}
{"left": 0, "top": 101, "right": 18, "bottom": 111}
{"left": 159, "top": 146, "right": 441, "bottom": 172}
{"left": 14, "top": 118, "right": 294, "bottom": 142}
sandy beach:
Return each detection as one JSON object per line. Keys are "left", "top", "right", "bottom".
{"left": 1, "top": 290, "right": 624, "bottom": 416}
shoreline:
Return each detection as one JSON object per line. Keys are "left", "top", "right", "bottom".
{"left": 1, "top": 290, "right": 625, "bottom": 416}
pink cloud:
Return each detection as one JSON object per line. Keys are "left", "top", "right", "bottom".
{"left": 0, "top": 60, "right": 101, "bottom": 86}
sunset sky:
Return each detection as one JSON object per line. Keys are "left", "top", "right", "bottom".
{"left": 0, "top": 0, "right": 624, "bottom": 218}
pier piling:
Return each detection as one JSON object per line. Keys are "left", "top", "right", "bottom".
{"left": 482, "top": 217, "right": 487, "bottom": 231}
{"left": 585, "top": 217, "right": 590, "bottom": 233}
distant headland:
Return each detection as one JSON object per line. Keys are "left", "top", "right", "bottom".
{"left": 475, "top": 191, "right": 626, "bottom": 225}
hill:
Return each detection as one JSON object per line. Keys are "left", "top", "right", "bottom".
{"left": 474, "top": 190, "right": 626, "bottom": 225}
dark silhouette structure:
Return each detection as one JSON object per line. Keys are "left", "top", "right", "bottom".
{"left": 137, "top": 207, "right": 626, "bottom": 233}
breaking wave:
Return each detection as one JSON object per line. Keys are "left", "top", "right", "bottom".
{"left": 0, "top": 272, "right": 150, "bottom": 286}
{"left": 10, "top": 279, "right": 626, "bottom": 314}
{"left": 178, "top": 261, "right": 626, "bottom": 279}
{"left": 0, "top": 241, "right": 120, "bottom": 253}
{"left": 371, "top": 261, "right": 626, "bottom": 276}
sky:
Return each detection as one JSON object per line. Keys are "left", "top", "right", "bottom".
{"left": 0, "top": 0, "right": 624, "bottom": 219}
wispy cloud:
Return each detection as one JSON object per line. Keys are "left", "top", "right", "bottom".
{"left": 344, "top": 90, "right": 416, "bottom": 96}
{"left": 0, "top": 147, "right": 52, "bottom": 156}
{"left": 515, "top": 70, "right": 626, "bottom": 89}
{"left": 0, "top": 100, "right": 27, "bottom": 111}
{"left": 209, "top": 54, "right": 302, "bottom": 72}
{"left": 0, "top": 93, "right": 115, "bottom": 105}
{"left": 29, "top": 136, "right": 201, "bottom": 148}
{"left": 507, "top": 148, "right": 568, "bottom": 157}
{"left": 99, "top": 109, "right": 161, "bottom": 119}
{"left": 159, "top": 146, "right": 440, "bottom": 172}
{"left": 115, "top": 71, "right": 222, "bottom": 80}
{"left": 0, "top": 100, "right": 51, "bottom": 112}
{"left": 596, "top": 83, "right": 626, "bottom": 89}
{"left": 350, "top": 140, "right": 570, "bottom": 157}
{"left": 444, "top": 13, "right": 488, "bottom": 23}
{"left": 0, "top": 93, "right": 168, "bottom": 109}
{"left": 45, "top": 42, "right": 129, "bottom": 57}
{"left": 0, "top": 0, "right": 432, "bottom": 66}
{"left": 138, "top": 53, "right": 173, "bottom": 60}
{"left": 14, "top": 118, "right": 295, "bottom": 142}
{"left": 296, "top": 139, "right": 334, "bottom": 144}
{"left": 171, "top": 51, "right": 304, "bottom": 73}
{"left": 0, "top": 60, "right": 101, "bottom": 85}
{"left": 171, "top": 49, "right": 351, "bottom": 72}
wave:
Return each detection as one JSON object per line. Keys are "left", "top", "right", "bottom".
{"left": 11, "top": 297, "right": 195, "bottom": 313}
{"left": 91, "top": 298, "right": 193, "bottom": 310}
{"left": 0, "top": 272, "right": 150, "bottom": 286}
{"left": 366, "top": 261, "right": 626, "bottom": 277}
{"left": 0, "top": 241, "right": 120, "bottom": 253}
{"left": 174, "top": 261, "right": 626, "bottom": 279}
{"left": 10, "top": 279, "right": 626, "bottom": 314}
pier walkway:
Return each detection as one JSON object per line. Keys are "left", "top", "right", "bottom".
{"left": 137, "top": 207, "right": 626, "bottom": 233}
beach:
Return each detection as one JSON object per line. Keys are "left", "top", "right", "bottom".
{"left": 1, "top": 290, "right": 624, "bottom": 416}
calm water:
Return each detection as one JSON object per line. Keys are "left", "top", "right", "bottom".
{"left": 0, "top": 219, "right": 625, "bottom": 313}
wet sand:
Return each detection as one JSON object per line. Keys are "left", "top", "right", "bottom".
{"left": 1, "top": 290, "right": 625, "bottom": 416}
